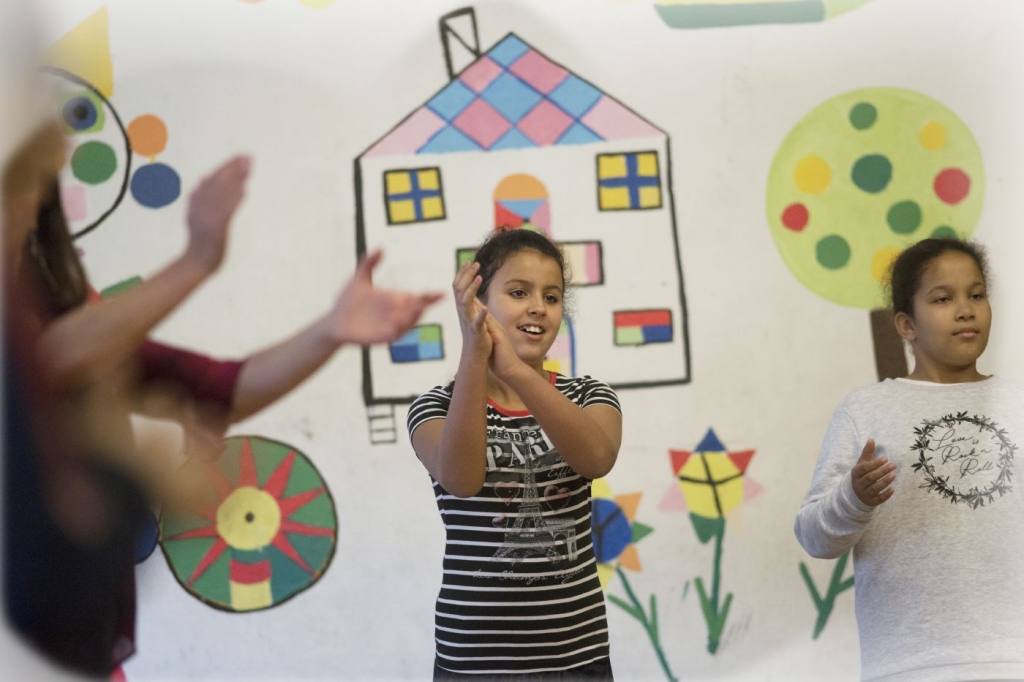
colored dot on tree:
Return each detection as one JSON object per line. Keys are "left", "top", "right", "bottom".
{"left": 934, "top": 168, "right": 970, "bottom": 205}
{"left": 63, "top": 96, "right": 98, "bottom": 131}
{"left": 886, "top": 200, "right": 922, "bottom": 235}
{"left": 851, "top": 154, "right": 892, "bottom": 194}
{"left": 871, "top": 247, "right": 902, "bottom": 284}
{"left": 131, "top": 163, "right": 182, "bottom": 208}
{"left": 919, "top": 121, "right": 947, "bottom": 150}
{"left": 794, "top": 155, "right": 831, "bottom": 194}
{"left": 70, "top": 141, "right": 117, "bottom": 185}
{"left": 932, "top": 225, "right": 958, "bottom": 239}
{"left": 781, "top": 203, "right": 809, "bottom": 231}
{"left": 816, "top": 235, "right": 851, "bottom": 270}
{"left": 127, "top": 114, "right": 169, "bottom": 158}
{"left": 849, "top": 102, "right": 877, "bottom": 130}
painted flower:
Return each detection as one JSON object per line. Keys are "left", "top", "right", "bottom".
{"left": 661, "top": 428, "right": 761, "bottom": 542}
{"left": 591, "top": 479, "right": 653, "bottom": 589}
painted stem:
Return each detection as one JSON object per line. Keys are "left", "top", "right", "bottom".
{"left": 799, "top": 549, "right": 855, "bottom": 639}
{"left": 694, "top": 525, "right": 733, "bottom": 654}
{"left": 612, "top": 566, "right": 678, "bottom": 682}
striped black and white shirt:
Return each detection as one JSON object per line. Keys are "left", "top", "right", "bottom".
{"left": 407, "top": 373, "right": 621, "bottom": 676}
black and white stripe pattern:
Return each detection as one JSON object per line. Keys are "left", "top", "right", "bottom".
{"left": 408, "top": 374, "right": 621, "bottom": 675}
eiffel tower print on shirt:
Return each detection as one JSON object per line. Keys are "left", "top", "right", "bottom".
{"left": 492, "top": 438, "right": 578, "bottom": 564}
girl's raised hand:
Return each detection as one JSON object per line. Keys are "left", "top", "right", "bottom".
{"left": 484, "top": 312, "right": 526, "bottom": 381}
{"left": 851, "top": 438, "right": 897, "bottom": 507}
{"left": 185, "top": 156, "right": 251, "bottom": 274}
{"left": 454, "top": 261, "right": 491, "bottom": 360}
{"left": 328, "top": 249, "right": 444, "bottom": 345}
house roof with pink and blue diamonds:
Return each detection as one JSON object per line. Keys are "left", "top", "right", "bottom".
{"left": 362, "top": 34, "right": 664, "bottom": 158}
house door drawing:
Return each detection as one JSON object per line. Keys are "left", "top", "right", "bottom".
{"left": 493, "top": 174, "right": 575, "bottom": 377}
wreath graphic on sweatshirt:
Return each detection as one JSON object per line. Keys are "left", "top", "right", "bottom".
{"left": 910, "top": 412, "right": 1016, "bottom": 509}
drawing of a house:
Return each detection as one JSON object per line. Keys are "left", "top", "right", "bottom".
{"left": 355, "top": 9, "right": 690, "bottom": 443}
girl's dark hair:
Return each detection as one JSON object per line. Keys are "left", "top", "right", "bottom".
{"left": 27, "top": 180, "right": 89, "bottom": 314}
{"left": 475, "top": 227, "right": 571, "bottom": 302}
{"left": 888, "top": 237, "right": 989, "bottom": 317}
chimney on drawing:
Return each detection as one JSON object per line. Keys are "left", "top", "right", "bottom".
{"left": 439, "top": 7, "right": 480, "bottom": 80}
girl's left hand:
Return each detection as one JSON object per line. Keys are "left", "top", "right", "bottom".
{"left": 484, "top": 313, "right": 526, "bottom": 381}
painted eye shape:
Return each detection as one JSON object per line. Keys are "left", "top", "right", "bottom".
{"left": 61, "top": 92, "right": 104, "bottom": 134}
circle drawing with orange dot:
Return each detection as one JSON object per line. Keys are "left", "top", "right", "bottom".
{"left": 160, "top": 436, "right": 337, "bottom": 612}
{"left": 766, "top": 88, "right": 984, "bottom": 309}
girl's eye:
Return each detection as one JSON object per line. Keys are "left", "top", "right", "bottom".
{"left": 545, "top": 295, "right": 560, "bottom": 304}
{"left": 934, "top": 297, "right": 950, "bottom": 304}
{"left": 509, "top": 290, "right": 526, "bottom": 298}
{"left": 972, "top": 292, "right": 987, "bottom": 300}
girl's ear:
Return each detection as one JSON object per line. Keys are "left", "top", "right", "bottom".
{"left": 894, "top": 310, "right": 916, "bottom": 343}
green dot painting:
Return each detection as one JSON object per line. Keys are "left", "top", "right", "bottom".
{"left": 815, "top": 235, "right": 851, "bottom": 269}
{"left": 71, "top": 141, "right": 118, "bottom": 185}
{"left": 886, "top": 201, "right": 922, "bottom": 235}
{"left": 766, "top": 87, "right": 985, "bottom": 309}
{"left": 851, "top": 154, "right": 892, "bottom": 194}
{"left": 849, "top": 102, "right": 877, "bottom": 131}
{"left": 159, "top": 436, "right": 337, "bottom": 613}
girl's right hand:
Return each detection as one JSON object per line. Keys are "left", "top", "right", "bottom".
{"left": 184, "top": 156, "right": 251, "bottom": 275}
{"left": 851, "top": 438, "right": 897, "bottom": 507}
{"left": 453, "top": 261, "right": 491, "bottom": 360}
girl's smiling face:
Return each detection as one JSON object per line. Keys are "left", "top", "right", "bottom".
{"left": 480, "top": 248, "right": 564, "bottom": 371}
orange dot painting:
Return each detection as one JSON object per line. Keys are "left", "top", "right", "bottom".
{"left": 127, "top": 114, "right": 168, "bottom": 158}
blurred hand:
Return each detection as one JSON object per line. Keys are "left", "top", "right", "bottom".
{"left": 328, "top": 249, "right": 443, "bottom": 345}
{"left": 184, "top": 156, "right": 251, "bottom": 274}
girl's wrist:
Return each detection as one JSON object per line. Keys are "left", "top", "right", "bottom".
{"left": 500, "top": 361, "right": 536, "bottom": 388}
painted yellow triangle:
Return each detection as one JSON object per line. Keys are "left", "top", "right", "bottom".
{"left": 44, "top": 6, "right": 113, "bottom": 97}
{"left": 596, "top": 562, "right": 615, "bottom": 590}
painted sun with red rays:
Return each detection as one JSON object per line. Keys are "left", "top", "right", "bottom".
{"left": 159, "top": 436, "right": 337, "bottom": 612}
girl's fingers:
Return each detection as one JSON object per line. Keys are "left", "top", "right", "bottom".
{"left": 452, "top": 261, "right": 480, "bottom": 294}
{"left": 862, "top": 461, "right": 895, "bottom": 485}
{"left": 452, "top": 260, "right": 471, "bottom": 289}
{"left": 461, "top": 275, "right": 482, "bottom": 306}
{"left": 869, "top": 471, "right": 895, "bottom": 495}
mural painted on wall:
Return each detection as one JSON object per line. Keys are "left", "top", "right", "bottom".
{"left": 160, "top": 437, "right": 337, "bottom": 613}
{"left": 662, "top": 429, "right": 759, "bottom": 654}
{"left": 44, "top": 7, "right": 181, "bottom": 241}
{"left": 654, "top": 0, "right": 874, "bottom": 29}
{"left": 592, "top": 481, "right": 676, "bottom": 681}
{"left": 356, "top": 7, "right": 690, "bottom": 443}
{"left": 767, "top": 88, "right": 985, "bottom": 636}
{"left": 241, "top": 0, "right": 336, "bottom": 8}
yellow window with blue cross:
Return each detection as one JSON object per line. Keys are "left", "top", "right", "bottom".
{"left": 384, "top": 167, "right": 446, "bottom": 225}
{"left": 596, "top": 151, "right": 662, "bottom": 211}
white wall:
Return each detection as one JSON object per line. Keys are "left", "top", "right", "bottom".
{"left": 11, "top": 0, "right": 1024, "bottom": 680}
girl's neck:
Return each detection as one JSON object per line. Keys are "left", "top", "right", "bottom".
{"left": 907, "top": 361, "right": 988, "bottom": 384}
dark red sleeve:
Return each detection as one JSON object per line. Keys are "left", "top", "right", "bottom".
{"left": 137, "top": 340, "right": 245, "bottom": 410}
